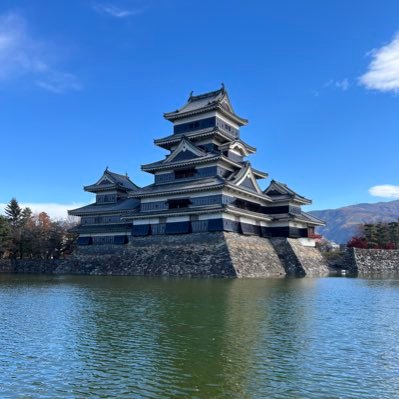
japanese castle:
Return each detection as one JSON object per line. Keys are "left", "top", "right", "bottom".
{"left": 69, "top": 86, "right": 324, "bottom": 245}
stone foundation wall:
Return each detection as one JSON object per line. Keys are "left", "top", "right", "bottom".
{"left": 0, "top": 232, "right": 329, "bottom": 277}
{"left": 287, "top": 238, "right": 330, "bottom": 276}
{"left": 224, "top": 233, "right": 285, "bottom": 277}
{"left": 346, "top": 248, "right": 399, "bottom": 274}
{"left": 270, "top": 238, "right": 329, "bottom": 276}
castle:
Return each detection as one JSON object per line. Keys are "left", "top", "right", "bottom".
{"left": 69, "top": 86, "right": 324, "bottom": 249}
{"left": 68, "top": 86, "right": 327, "bottom": 277}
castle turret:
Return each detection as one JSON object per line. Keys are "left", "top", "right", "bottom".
{"left": 68, "top": 169, "right": 140, "bottom": 245}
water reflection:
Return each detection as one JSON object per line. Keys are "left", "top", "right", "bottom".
{"left": 0, "top": 275, "right": 399, "bottom": 398}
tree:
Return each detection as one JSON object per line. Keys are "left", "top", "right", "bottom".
{"left": 0, "top": 216, "right": 10, "bottom": 258}
{"left": 4, "top": 198, "right": 22, "bottom": 227}
{"left": 4, "top": 198, "right": 33, "bottom": 258}
{"left": 376, "top": 222, "right": 390, "bottom": 248}
{"left": 347, "top": 236, "right": 368, "bottom": 249}
{"left": 388, "top": 221, "right": 399, "bottom": 248}
{"left": 363, "top": 223, "right": 378, "bottom": 248}
{"left": 349, "top": 220, "right": 399, "bottom": 250}
{"left": 1, "top": 199, "right": 78, "bottom": 259}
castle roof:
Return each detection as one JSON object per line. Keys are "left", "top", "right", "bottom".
{"left": 272, "top": 211, "right": 325, "bottom": 226}
{"left": 263, "top": 180, "right": 311, "bottom": 205}
{"left": 70, "top": 223, "right": 133, "bottom": 234}
{"left": 141, "top": 149, "right": 246, "bottom": 173}
{"left": 154, "top": 127, "right": 237, "bottom": 149}
{"left": 218, "top": 139, "right": 256, "bottom": 155}
{"left": 68, "top": 197, "right": 140, "bottom": 216}
{"left": 123, "top": 203, "right": 273, "bottom": 223}
{"left": 84, "top": 169, "right": 139, "bottom": 193}
{"left": 164, "top": 86, "right": 248, "bottom": 126}
{"left": 130, "top": 177, "right": 226, "bottom": 198}
{"left": 227, "top": 162, "right": 268, "bottom": 181}
{"left": 129, "top": 174, "right": 272, "bottom": 203}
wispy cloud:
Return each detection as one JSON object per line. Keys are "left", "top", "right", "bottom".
{"left": 93, "top": 3, "right": 142, "bottom": 18}
{"left": 0, "top": 202, "right": 85, "bottom": 220}
{"left": 359, "top": 32, "right": 399, "bottom": 93}
{"left": 312, "top": 78, "right": 350, "bottom": 96}
{"left": 324, "top": 78, "right": 350, "bottom": 91}
{"left": 369, "top": 185, "right": 399, "bottom": 199}
{"left": 0, "top": 11, "right": 81, "bottom": 93}
{"left": 36, "top": 72, "right": 82, "bottom": 94}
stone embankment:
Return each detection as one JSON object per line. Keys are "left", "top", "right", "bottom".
{"left": 345, "top": 247, "right": 399, "bottom": 274}
{"left": 0, "top": 232, "right": 329, "bottom": 277}
{"left": 271, "top": 238, "right": 329, "bottom": 276}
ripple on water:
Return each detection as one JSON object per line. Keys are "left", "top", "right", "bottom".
{"left": 0, "top": 275, "right": 399, "bottom": 398}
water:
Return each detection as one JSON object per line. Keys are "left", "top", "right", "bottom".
{"left": 1, "top": 275, "right": 399, "bottom": 399}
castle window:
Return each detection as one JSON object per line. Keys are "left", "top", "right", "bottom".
{"left": 234, "top": 199, "right": 261, "bottom": 213}
{"left": 168, "top": 198, "right": 191, "bottom": 209}
{"left": 174, "top": 168, "right": 196, "bottom": 179}
{"left": 188, "top": 121, "right": 199, "bottom": 129}
{"left": 96, "top": 194, "right": 116, "bottom": 203}
{"left": 173, "top": 117, "right": 216, "bottom": 134}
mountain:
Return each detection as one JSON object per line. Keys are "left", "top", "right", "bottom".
{"left": 309, "top": 200, "right": 399, "bottom": 244}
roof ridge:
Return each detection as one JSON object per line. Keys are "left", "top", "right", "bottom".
{"left": 189, "top": 88, "right": 224, "bottom": 102}
{"left": 106, "top": 170, "right": 130, "bottom": 179}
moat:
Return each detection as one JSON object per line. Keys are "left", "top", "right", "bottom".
{"left": 1, "top": 275, "right": 399, "bottom": 398}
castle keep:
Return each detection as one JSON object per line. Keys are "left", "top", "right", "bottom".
{"left": 68, "top": 87, "right": 327, "bottom": 277}
{"left": 70, "top": 86, "right": 324, "bottom": 244}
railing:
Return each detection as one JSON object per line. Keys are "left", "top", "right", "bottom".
{"left": 308, "top": 234, "right": 322, "bottom": 239}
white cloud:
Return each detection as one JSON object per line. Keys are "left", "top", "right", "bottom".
{"left": 359, "top": 32, "right": 399, "bottom": 93}
{"left": 369, "top": 185, "right": 399, "bottom": 199}
{"left": 0, "top": 11, "right": 81, "bottom": 93}
{"left": 93, "top": 3, "right": 141, "bottom": 18}
{"left": 0, "top": 202, "right": 85, "bottom": 220}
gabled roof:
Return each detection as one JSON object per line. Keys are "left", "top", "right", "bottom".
{"left": 164, "top": 137, "right": 207, "bottom": 163}
{"left": 84, "top": 169, "right": 140, "bottom": 193}
{"left": 141, "top": 153, "right": 220, "bottom": 173}
{"left": 164, "top": 85, "right": 248, "bottom": 126}
{"left": 263, "top": 180, "right": 311, "bottom": 205}
{"left": 227, "top": 162, "right": 268, "bottom": 181}
{"left": 141, "top": 146, "right": 246, "bottom": 173}
{"left": 227, "top": 163, "right": 264, "bottom": 194}
{"left": 218, "top": 139, "right": 256, "bottom": 155}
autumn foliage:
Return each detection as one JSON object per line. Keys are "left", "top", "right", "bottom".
{"left": 347, "top": 221, "right": 399, "bottom": 250}
{"left": 0, "top": 198, "right": 77, "bottom": 259}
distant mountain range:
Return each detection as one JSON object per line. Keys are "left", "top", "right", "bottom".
{"left": 309, "top": 200, "right": 399, "bottom": 244}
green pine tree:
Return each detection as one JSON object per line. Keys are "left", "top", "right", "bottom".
{"left": 363, "top": 223, "right": 378, "bottom": 248}
{"left": 4, "top": 198, "right": 22, "bottom": 227}
{"left": 0, "top": 216, "right": 10, "bottom": 257}
{"left": 4, "top": 198, "right": 33, "bottom": 258}
{"left": 388, "top": 220, "right": 399, "bottom": 249}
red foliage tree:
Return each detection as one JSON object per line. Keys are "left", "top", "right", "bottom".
{"left": 347, "top": 236, "right": 368, "bottom": 249}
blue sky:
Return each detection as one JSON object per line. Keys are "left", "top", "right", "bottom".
{"left": 1, "top": 0, "right": 399, "bottom": 218}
